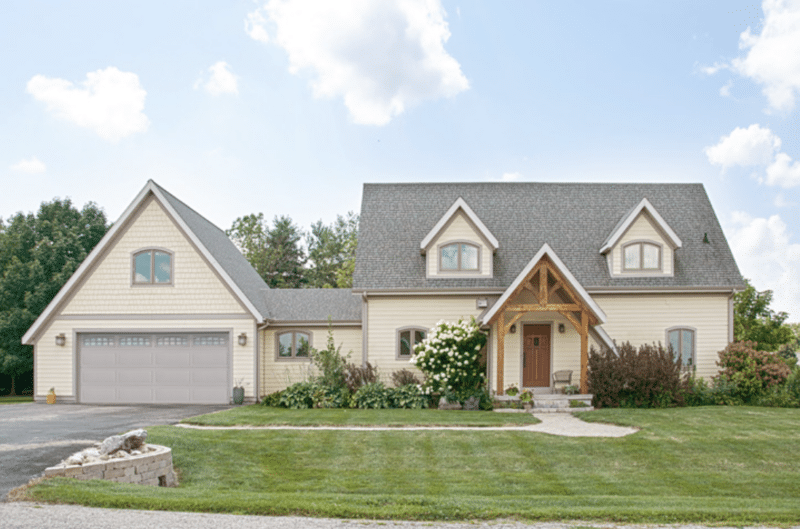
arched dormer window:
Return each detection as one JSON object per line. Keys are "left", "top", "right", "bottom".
{"left": 439, "top": 242, "right": 480, "bottom": 272}
{"left": 132, "top": 249, "right": 173, "bottom": 285}
{"left": 622, "top": 241, "right": 661, "bottom": 272}
{"left": 397, "top": 327, "right": 427, "bottom": 359}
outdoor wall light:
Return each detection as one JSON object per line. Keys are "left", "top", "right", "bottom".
{"left": 238, "top": 333, "right": 247, "bottom": 346}
{"left": 55, "top": 333, "right": 66, "bottom": 346}
{"left": 558, "top": 323, "right": 566, "bottom": 334}
{"left": 509, "top": 324, "right": 517, "bottom": 334}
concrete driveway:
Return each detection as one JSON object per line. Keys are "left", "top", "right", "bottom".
{"left": 0, "top": 402, "right": 232, "bottom": 500}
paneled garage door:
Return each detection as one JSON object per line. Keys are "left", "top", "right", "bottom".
{"left": 78, "top": 332, "right": 230, "bottom": 404}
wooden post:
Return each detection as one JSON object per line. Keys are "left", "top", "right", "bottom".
{"left": 496, "top": 320, "right": 505, "bottom": 395}
{"left": 580, "top": 311, "right": 589, "bottom": 394}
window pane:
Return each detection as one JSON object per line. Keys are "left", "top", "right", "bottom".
{"left": 134, "top": 252, "right": 151, "bottom": 283}
{"left": 624, "top": 245, "right": 640, "bottom": 269}
{"left": 441, "top": 244, "right": 458, "bottom": 270}
{"left": 682, "top": 330, "right": 694, "bottom": 366}
{"left": 668, "top": 330, "right": 680, "bottom": 360}
{"left": 296, "top": 333, "right": 310, "bottom": 357}
{"left": 278, "top": 333, "right": 292, "bottom": 357}
{"left": 153, "top": 252, "right": 171, "bottom": 283}
{"left": 399, "top": 330, "right": 411, "bottom": 356}
{"left": 642, "top": 244, "right": 659, "bottom": 269}
{"left": 414, "top": 330, "right": 425, "bottom": 345}
{"left": 461, "top": 245, "right": 478, "bottom": 270}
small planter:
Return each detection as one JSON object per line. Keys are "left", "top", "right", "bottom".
{"left": 232, "top": 386, "right": 245, "bottom": 405}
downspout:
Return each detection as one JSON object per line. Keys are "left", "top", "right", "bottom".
{"left": 728, "top": 289, "right": 736, "bottom": 343}
{"left": 361, "top": 292, "right": 368, "bottom": 367}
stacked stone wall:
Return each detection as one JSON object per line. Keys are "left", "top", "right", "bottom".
{"left": 44, "top": 444, "right": 177, "bottom": 487}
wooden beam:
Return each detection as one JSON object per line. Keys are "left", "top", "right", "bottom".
{"left": 538, "top": 264, "right": 547, "bottom": 306}
{"left": 503, "top": 312, "right": 526, "bottom": 334}
{"left": 496, "top": 321, "right": 505, "bottom": 395}
{"left": 522, "top": 282, "right": 540, "bottom": 304}
{"left": 505, "top": 303, "right": 580, "bottom": 313}
{"left": 580, "top": 311, "right": 589, "bottom": 394}
{"left": 559, "top": 311, "right": 581, "bottom": 331}
{"left": 548, "top": 280, "right": 563, "bottom": 303}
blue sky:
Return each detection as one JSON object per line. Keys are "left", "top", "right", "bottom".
{"left": 2, "top": 1, "right": 799, "bottom": 319}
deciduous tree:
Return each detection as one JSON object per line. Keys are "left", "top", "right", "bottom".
{"left": 733, "top": 279, "right": 794, "bottom": 352}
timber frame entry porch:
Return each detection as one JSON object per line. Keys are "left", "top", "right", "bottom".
{"left": 487, "top": 255, "right": 599, "bottom": 394}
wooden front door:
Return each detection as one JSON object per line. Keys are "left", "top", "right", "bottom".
{"left": 523, "top": 324, "right": 550, "bottom": 387}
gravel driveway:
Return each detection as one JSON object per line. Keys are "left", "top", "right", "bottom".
{"left": 0, "top": 402, "right": 231, "bottom": 500}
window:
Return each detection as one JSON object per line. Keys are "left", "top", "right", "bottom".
{"left": 440, "top": 242, "right": 479, "bottom": 271}
{"left": 623, "top": 242, "right": 661, "bottom": 271}
{"left": 668, "top": 327, "right": 695, "bottom": 368}
{"left": 397, "top": 327, "right": 427, "bottom": 359}
{"left": 277, "top": 331, "right": 311, "bottom": 359}
{"left": 133, "top": 249, "right": 172, "bottom": 284}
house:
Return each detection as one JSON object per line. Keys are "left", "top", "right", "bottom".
{"left": 23, "top": 181, "right": 744, "bottom": 403}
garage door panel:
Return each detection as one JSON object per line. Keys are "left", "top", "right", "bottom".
{"left": 79, "top": 332, "right": 229, "bottom": 404}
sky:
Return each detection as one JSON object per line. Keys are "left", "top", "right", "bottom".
{"left": 1, "top": 0, "right": 799, "bottom": 319}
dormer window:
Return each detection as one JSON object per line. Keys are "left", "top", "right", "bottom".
{"left": 440, "top": 242, "right": 479, "bottom": 272}
{"left": 133, "top": 249, "right": 172, "bottom": 285}
{"left": 623, "top": 242, "right": 661, "bottom": 271}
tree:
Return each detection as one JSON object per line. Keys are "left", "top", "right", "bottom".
{"left": 306, "top": 212, "right": 358, "bottom": 288}
{"left": 227, "top": 214, "right": 306, "bottom": 288}
{"left": 0, "top": 199, "right": 109, "bottom": 395}
{"left": 733, "top": 279, "right": 794, "bottom": 352}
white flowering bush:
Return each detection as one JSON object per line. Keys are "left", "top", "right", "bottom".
{"left": 411, "top": 317, "right": 487, "bottom": 399}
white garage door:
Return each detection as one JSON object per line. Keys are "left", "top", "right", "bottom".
{"left": 78, "top": 332, "right": 230, "bottom": 404}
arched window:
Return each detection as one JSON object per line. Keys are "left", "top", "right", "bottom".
{"left": 623, "top": 241, "right": 661, "bottom": 271}
{"left": 667, "top": 327, "right": 695, "bottom": 368}
{"left": 397, "top": 327, "right": 427, "bottom": 359}
{"left": 133, "top": 249, "right": 173, "bottom": 284}
{"left": 276, "top": 331, "right": 312, "bottom": 360}
{"left": 439, "top": 242, "right": 480, "bottom": 272}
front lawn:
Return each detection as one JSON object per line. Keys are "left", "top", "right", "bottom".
{"left": 183, "top": 406, "right": 540, "bottom": 426}
{"left": 0, "top": 395, "right": 33, "bottom": 405}
{"left": 25, "top": 407, "right": 800, "bottom": 523}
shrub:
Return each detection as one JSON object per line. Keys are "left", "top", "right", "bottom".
{"left": 715, "top": 341, "right": 791, "bottom": 403}
{"left": 312, "top": 385, "right": 350, "bottom": 408}
{"left": 353, "top": 381, "right": 391, "bottom": 409}
{"left": 279, "top": 381, "right": 317, "bottom": 409}
{"left": 310, "top": 324, "right": 349, "bottom": 391}
{"left": 389, "top": 384, "right": 428, "bottom": 409}
{"left": 391, "top": 369, "right": 420, "bottom": 388}
{"left": 261, "top": 390, "right": 283, "bottom": 407}
{"left": 587, "top": 342, "right": 684, "bottom": 408}
{"left": 411, "top": 317, "right": 487, "bottom": 400}
{"left": 753, "top": 385, "right": 799, "bottom": 408}
{"left": 787, "top": 367, "right": 800, "bottom": 403}
{"left": 343, "top": 362, "right": 379, "bottom": 393}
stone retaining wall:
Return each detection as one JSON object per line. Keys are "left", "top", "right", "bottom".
{"left": 44, "top": 444, "right": 177, "bottom": 487}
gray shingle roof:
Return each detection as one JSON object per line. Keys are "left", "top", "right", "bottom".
{"left": 263, "top": 289, "right": 362, "bottom": 322}
{"left": 353, "top": 182, "right": 744, "bottom": 290}
{"left": 152, "top": 181, "right": 271, "bottom": 318}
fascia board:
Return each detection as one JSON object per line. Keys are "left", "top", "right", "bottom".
{"left": 419, "top": 197, "right": 499, "bottom": 253}
{"left": 599, "top": 198, "right": 682, "bottom": 254}
{"left": 481, "top": 243, "right": 607, "bottom": 326}
{"left": 590, "top": 325, "right": 616, "bottom": 352}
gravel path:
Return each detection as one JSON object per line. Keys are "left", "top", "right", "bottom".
{"left": 176, "top": 412, "right": 639, "bottom": 437}
{"left": 1, "top": 503, "right": 795, "bottom": 529}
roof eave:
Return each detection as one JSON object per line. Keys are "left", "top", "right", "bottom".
{"left": 599, "top": 198, "right": 682, "bottom": 254}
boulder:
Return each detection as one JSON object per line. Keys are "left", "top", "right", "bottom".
{"left": 438, "top": 396, "right": 462, "bottom": 410}
{"left": 99, "top": 429, "right": 147, "bottom": 456}
{"left": 462, "top": 396, "right": 480, "bottom": 411}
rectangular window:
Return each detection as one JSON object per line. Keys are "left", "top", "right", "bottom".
{"left": 119, "top": 336, "right": 151, "bottom": 347}
{"left": 441, "top": 244, "right": 458, "bottom": 270}
{"left": 624, "top": 244, "right": 640, "bottom": 269}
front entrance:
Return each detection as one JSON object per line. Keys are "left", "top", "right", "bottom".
{"left": 523, "top": 324, "right": 550, "bottom": 387}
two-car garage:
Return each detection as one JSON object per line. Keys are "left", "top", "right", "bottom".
{"left": 78, "top": 332, "right": 230, "bottom": 404}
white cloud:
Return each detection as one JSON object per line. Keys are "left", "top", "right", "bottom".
{"left": 245, "top": 0, "right": 469, "bottom": 125}
{"left": 27, "top": 67, "right": 149, "bottom": 142}
{"left": 700, "top": 62, "right": 728, "bottom": 75}
{"left": 728, "top": 211, "right": 800, "bottom": 319}
{"left": 774, "top": 192, "right": 796, "bottom": 207}
{"left": 10, "top": 156, "right": 46, "bottom": 174}
{"left": 719, "top": 80, "right": 733, "bottom": 98}
{"left": 196, "top": 61, "right": 239, "bottom": 96}
{"left": 501, "top": 172, "right": 522, "bottom": 181}
{"left": 731, "top": 0, "right": 800, "bottom": 112}
{"left": 765, "top": 151, "right": 800, "bottom": 187}
{"left": 704, "top": 124, "right": 781, "bottom": 170}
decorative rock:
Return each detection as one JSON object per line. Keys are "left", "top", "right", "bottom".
{"left": 462, "top": 396, "right": 480, "bottom": 411}
{"left": 438, "top": 396, "right": 462, "bottom": 410}
{"left": 99, "top": 429, "right": 147, "bottom": 455}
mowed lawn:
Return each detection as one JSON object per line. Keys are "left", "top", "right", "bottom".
{"left": 26, "top": 407, "right": 800, "bottom": 523}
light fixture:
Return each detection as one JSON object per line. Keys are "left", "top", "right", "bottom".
{"left": 55, "top": 333, "right": 66, "bottom": 346}
{"left": 509, "top": 324, "right": 517, "bottom": 334}
{"left": 238, "top": 333, "right": 247, "bottom": 346}
{"left": 558, "top": 323, "right": 566, "bottom": 334}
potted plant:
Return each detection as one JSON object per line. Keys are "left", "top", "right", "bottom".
{"left": 46, "top": 387, "right": 56, "bottom": 404}
{"left": 232, "top": 379, "right": 245, "bottom": 405}
{"left": 505, "top": 384, "right": 519, "bottom": 397}
{"left": 520, "top": 390, "right": 533, "bottom": 410}
{"left": 563, "top": 384, "right": 579, "bottom": 395}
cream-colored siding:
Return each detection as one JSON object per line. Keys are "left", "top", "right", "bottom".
{"left": 259, "top": 326, "right": 362, "bottom": 395}
{"left": 426, "top": 211, "right": 492, "bottom": 278}
{"left": 62, "top": 197, "right": 245, "bottom": 315}
{"left": 611, "top": 213, "right": 674, "bottom": 276}
{"left": 489, "top": 312, "right": 581, "bottom": 393}
{"left": 35, "top": 317, "right": 256, "bottom": 401}
{"left": 593, "top": 293, "right": 731, "bottom": 380}
{"left": 367, "top": 296, "right": 483, "bottom": 381}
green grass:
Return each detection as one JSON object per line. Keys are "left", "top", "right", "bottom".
{"left": 0, "top": 395, "right": 33, "bottom": 404}
{"left": 26, "top": 407, "right": 800, "bottom": 524}
{"left": 184, "top": 406, "right": 540, "bottom": 426}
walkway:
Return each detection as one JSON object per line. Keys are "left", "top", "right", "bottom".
{"left": 176, "top": 412, "right": 638, "bottom": 438}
